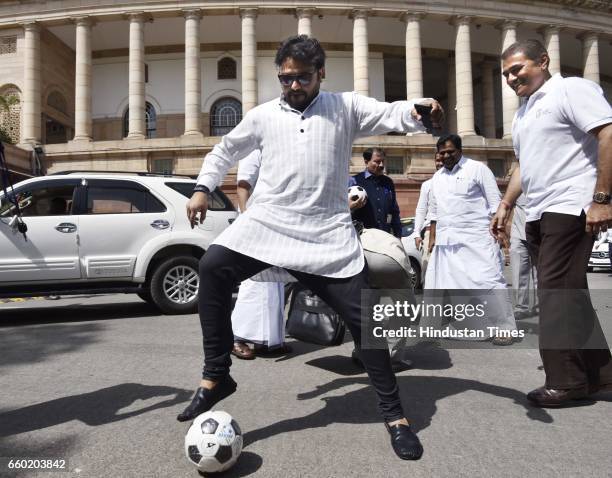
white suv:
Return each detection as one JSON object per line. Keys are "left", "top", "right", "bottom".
{"left": 0, "top": 172, "right": 237, "bottom": 314}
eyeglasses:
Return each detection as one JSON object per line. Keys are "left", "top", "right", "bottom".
{"left": 277, "top": 71, "right": 315, "bottom": 87}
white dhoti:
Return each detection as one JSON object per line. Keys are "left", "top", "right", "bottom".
{"left": 231, "top": 279, "right": 285, "bottom": 347}
{"left": 424, "top": 233, "right": 516, "bottom": 333}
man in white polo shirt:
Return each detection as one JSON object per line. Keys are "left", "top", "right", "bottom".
{"left": 491, "top": 39, "right": 612, "bottom": 407}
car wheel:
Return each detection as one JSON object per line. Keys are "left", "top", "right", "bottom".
{"left": 587, "top": 266, "right": 593, "bottom": 272}
{"left": 409, "top": 258, "right": 422, "bottom": 290}
{"left": 149, "top": 256, "right": 200, "bottom": 315}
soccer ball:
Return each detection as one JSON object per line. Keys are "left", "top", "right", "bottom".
{"left": 348, "top": 185, "right": 367, "bottom": 202}
{"left": 184, "top": 410, "right": 243, "bottom": 473}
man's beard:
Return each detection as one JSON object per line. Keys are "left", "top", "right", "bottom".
{"left": 285, "top": 88, "right": 318, "bottom": 111}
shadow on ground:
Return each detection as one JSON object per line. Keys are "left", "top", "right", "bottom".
{"left": 0, "top": 383, "right": 192, "bottom": 438}
{"left": 0, "top": 321, "right": 104, "bottom": 369}
{"left": 243, "top": 375, "right": 558, "bottom": 447}
{"left": 0, "top": 300, "right": 161, "bottom": 327}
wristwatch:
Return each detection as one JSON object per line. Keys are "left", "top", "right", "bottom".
{"left": 592, "top": 192, "right": 611, "bottom": 205}
{"left": 192, "top": 184, "right": 211, "bottom": 196}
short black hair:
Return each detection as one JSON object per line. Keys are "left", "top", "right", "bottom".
{"left": 363, "top": 147, "right": 385, "bottom": 162}
{"left": 274, "top": 35, "right": 326, "bottom": 70}
{"left": 501, "top": 39, "right": 548, "bottom": 62}
{"left": 436, "top": 134, "right": 462, "bottom": 151}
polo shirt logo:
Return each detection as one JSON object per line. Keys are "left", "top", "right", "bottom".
{"left": 535, "top": 108, "right": 552, "bottom": 119}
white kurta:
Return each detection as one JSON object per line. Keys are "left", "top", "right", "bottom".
{"left": 231, "top": 151, "right": 286, "bottom": 347}
{"left": 196, "top": 91, "right": 425, "bottom": 279}
{"left": 425, "top": 156, "right": 516, "bottom": 331}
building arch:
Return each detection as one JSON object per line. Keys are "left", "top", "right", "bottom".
{"left": 0, "top": 83, "right": 21, "bottom": 143}
{"left": 209, "top": 97, "right": 242, "bottom": 136}
{"left": 122, "top": 101, "right": 157, "bottom": 138}
{"left": 203, "top": 89, "right": 241, "bottom": 113}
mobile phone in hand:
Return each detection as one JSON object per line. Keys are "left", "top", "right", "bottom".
{"left": 414, "top": 103, "right": 434, "bottom": 130}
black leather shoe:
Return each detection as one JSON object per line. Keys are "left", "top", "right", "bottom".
{"left": 526, "top": 385, "right": 588, "bottom": 407}
{"left": 385, "top": 423, "right": 423, "bottom": 460}
{"left": 177, "top": 375, "right": 237, "bottom": 422}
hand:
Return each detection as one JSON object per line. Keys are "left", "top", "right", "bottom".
{"left": 349, "top": 195, "right": 367, "bottom": 211}
{"left": 411, "top": 99, "right": 445, "bottom": 129}
{"left": 186, "top": 192, "right": 209, "bottom": 228}
{"left": 490, "top": 203, "right": 511, "bottom": 241}
{"left": 586, "top": 202, "right": 612, "bottom": 235}
{"left": 415, "top": 237, "right": 423, "bottom": 250}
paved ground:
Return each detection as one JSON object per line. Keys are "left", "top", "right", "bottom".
{"left": 1, "top": 270, "right": 611, "bottom": 478}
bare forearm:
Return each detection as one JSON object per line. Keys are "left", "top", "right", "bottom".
{"left": 502, "top": 164, "right": 522, "bottom": 205}
{"left": 237, "top": 183, "right": 251, "bottom": 211}
{"left": 594, "top": 125, "right": 612, "bottom": 194}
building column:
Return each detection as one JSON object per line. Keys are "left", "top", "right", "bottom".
{"left": 453, "top": 16, "right": 475, "bottom": 136}
{"left": 183, "top": 9, "right": 202, "bottom": 136}
{"left": 127, "top": 12, "right": 146, "bottom": 139}
{"left": 72, "top": 16, "right": 93, "bottom": 141}
{"left": 481, "top": 60, "right": 496, "bottom": 138}
{"left": 446, "top": 60, "right": 457, "bottom": 134}
{"left": 401, "top": 12, "right": 424, "bottom": 100}
{"left": 296, "top": 8, "right": 315, "bottom": 37}
{"left": 22, "top": 22, "right": 41, "bottom": 144}
{"left": 580, "top": 32, "right": 600, "bottom": 84}
{"left": 240, "top": 9, "right": 258, "bottom": 113}
{"left": 540, "top": 25, "right": 561, "bottom": 76}
{"left": 352, "top": 9, "right": 369, "bottom": 96}
{"left": 499, "top": 20, "right": 520, "bottom": 139}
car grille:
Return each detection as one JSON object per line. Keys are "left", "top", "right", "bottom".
{"left": 591, "top": 251, "right": 609, "bottom": 259}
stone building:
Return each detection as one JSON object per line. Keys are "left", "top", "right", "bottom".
{"left": 0, "top": 0, "right": 610, "bottom": 214}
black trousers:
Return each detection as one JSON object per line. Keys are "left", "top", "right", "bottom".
{"left": 197, "top": 244, "right": 404, "bottom": 422}
{"left": 525, "top": 211, "right": 612, "bottom": 389}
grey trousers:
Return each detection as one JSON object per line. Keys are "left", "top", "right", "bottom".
{"left": 510, "top": 238, "right": 538, "bottom": 313}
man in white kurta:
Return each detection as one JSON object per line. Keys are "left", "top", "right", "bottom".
{"left": 413, "top": 153, "right": 443, "bottom": 276}
{"left": 179, "top": 35, "right": 444, "bottom": 460}
{"left": 230, "top": 150, "right": 286, "bottom": 358}
{"left": 425, "top": 134, "right": 516, "bottom": 341}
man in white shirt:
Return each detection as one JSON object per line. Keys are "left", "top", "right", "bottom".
{"left": 230, "top": 150, "right": 288, "bottom": 360}
{"left": 425, "top": 134, "right": 516, "bottom": 344}
{"left": 491, "top": 39, "right": 612, "bottom": 407}
{"left": 413, "top": 152, "right": 444, "bottom": 275}
{"left": 181, "top": 35, "right": 444, "bottom": 460}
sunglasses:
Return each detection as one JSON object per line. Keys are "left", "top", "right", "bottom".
{"left": 277, "top": 71, "right": 315, "bottom": 87}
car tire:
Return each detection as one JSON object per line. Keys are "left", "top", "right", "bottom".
{"left": 409, "top": 258, "right": 422, "bottom": 290}
{"left": 137, "top": 290, "right": 153, "bottom": 304}
{"left": 149, "top": 256, "right": 200, "bottom": 315}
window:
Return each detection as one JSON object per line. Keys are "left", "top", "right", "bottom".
{"left": 1, "top": 184, "right": 76, "bottom": 218}
{"left": 86, "top": 185, "right": 166, "bottom": 214}
{"left": 152, "top": 159, "right": 173, "bottom": 175}
{"left": 385, "top": 157, "right": 405, "bottom": 175}
{"left": 217, "top": 57, "right": 237, "bottom": 80}
{"left": 165, "top": 182, "right": 236, "bottom": 211}
{"left": 123, "top": 102, "right": 157, "bottom": 138}
{"left": 487, "top": 158, "right": 506, "bottom": 178}
{"left": 210, "top": 97, "right": 242, "bottom": 136}
{"left": 0, "top": 36, "right": 16, "bottom": 55}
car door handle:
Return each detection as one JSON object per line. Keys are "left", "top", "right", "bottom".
{"left": 150, "top": 219, "right": 170, "bottom": 230}
{"left": 55, "top": 222, "right": 77, "bottom": 233}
